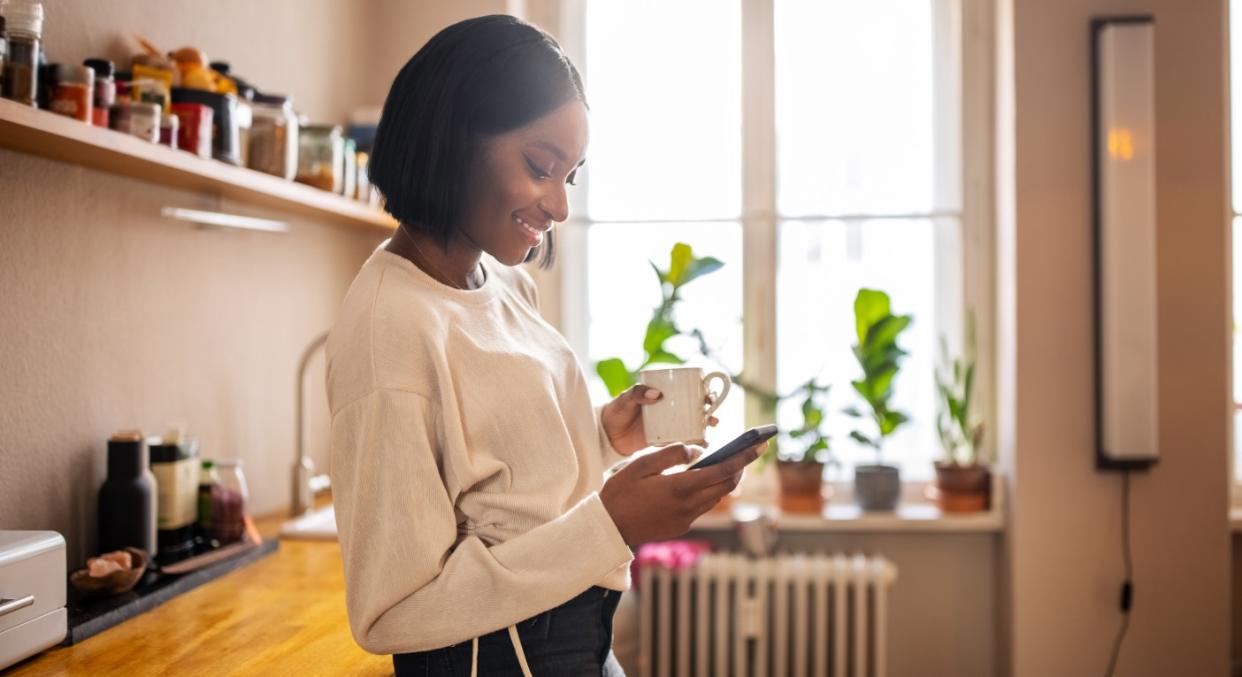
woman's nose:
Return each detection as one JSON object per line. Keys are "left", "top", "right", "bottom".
{"left": 540, "top": 183, "right": 570, "bottom": 223}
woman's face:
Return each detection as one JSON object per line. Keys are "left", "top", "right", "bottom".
{"left": 459, "top": 100, "right": 589, "bottom": 266}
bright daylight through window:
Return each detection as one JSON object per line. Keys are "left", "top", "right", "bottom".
{"left": 579, "top": 0, "right": 961, "bottom": 481}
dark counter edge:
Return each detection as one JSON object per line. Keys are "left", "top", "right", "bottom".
{"left": 63, "top": 539, "right": 280, "bottom": 646}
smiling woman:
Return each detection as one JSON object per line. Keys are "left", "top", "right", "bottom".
{"left": 326, "top": 14, "right": 763, "bottom": 677}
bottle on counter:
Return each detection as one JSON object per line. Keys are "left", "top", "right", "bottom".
{"left": 148, "top": 427, "right": 199, "bottom": 563}
{"left": 98, "top": 430, "right": 158, "bottom": 558}
{"left": 1, "top": 1, "right": 41, "bottom": 106}
{"left": 49, "top": 63, "right": 93, "bottom": 122}
{"left": 84, "top": 58, "right": 116, "bottom": 127}
{"left": 196, "top": 459, "right": 221, "bottom": 545}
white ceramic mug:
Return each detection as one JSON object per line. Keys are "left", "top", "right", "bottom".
{"left": 639, "top": 367, "right": 732, "bottom": 446}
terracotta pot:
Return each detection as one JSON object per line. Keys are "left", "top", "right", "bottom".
{"left": 776, "top": 460, "right": 826, "bottom": 513}
{"left": 931, "top": 462, "right": 991, "bottom": 513}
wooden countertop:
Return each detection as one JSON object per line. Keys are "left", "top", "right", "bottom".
{"left": 7, "top": 509, "right": 390, "bottom": 676}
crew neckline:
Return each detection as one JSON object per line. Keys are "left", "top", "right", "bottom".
{"left": 373, "top": 241, "right": 502, "bottom": 305}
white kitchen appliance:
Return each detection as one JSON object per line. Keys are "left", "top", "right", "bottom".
{"left": 0, "top": 531, "right": 67, "bottom": 670}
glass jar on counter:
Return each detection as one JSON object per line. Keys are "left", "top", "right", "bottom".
{"left": 2, "top": 2, "right": 43, "bottom": 106}
{"left": 214, "top": 459, "right": 249, "bottom": 544}
{"left": 295, "top": 124, "right": 343, "bottom": 192}
{"left": 247, "top": 94, "right": 298, "bottom": 180}
{"left": 84, "top": 59, "right": 115, "bottom": 127}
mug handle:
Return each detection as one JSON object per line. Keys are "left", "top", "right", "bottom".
{"left": 702, "top": 371, "right": 732, "bottom": 419}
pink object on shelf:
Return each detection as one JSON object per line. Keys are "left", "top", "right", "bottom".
{"left": 631, "top": 540, "right": 712, "bottom": 591}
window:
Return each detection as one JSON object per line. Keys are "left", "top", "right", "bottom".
{"left": 553, "top": 0, "right": 982, "bottom": 481}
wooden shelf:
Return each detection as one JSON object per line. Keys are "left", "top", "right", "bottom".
{"left": 0, "top": 98, "right": 396, "bottom": 232}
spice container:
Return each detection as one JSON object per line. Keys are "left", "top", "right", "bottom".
{"left": 98, "top": 430, "right": 157, "bottom": 558}
{"left": 1, "top": 1, "right": 41, "bottom": 106}
{"left": 49, "top": 64, "right": 93, "bottom": 122}
{"left": 159, "top": 112, "right": 178, "bottom": 148}
{"left": 295, "top": 124, "right": 343, "bottom": 192}
{"left": 0, "top": 17, "right": 7, "bottom": 95}
{"left": 170, "top": 102, "right": 212, "bottom": 158}
{"left": 355, "top": 151, "right": 371, "bottom": 201}
{"left": 213, "top": 460, "right": 248, "bottom": 544}
{"left": 148, "top": 429, "right": 199, "bottom": 562}
{"left": 340, "top": 137, "right": 358, "bottom": 198}
{"left": 247, "top": 93, "right": 298, "bottom": 180}
{"left": 109, "top": 101, "right": 160, "bottom": 143}
{"left": 171, "top": 87, "right": 240, "bottom": 164}
{"left": 84, "top": 59, "right": 115, "bottom": 127}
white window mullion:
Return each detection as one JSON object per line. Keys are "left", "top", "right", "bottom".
{"left": 742, "top": 0, "right": 779, "bottom": 427}
{"left": 960, "top": 0, "right": 998, "bottom": 464}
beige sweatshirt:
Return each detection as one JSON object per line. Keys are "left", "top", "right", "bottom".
{"left": 325, "top": 243, "right": 635, "bottom": 655}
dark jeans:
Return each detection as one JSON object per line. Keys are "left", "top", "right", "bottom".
{"left": 392, "top": 586, "right": 625, "bottom": 676}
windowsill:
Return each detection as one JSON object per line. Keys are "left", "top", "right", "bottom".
{"left": 689, "top": 479, "right": 1006, "bottom": 534}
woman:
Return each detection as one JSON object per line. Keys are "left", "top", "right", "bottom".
{"left": 326, "top": 15, "right": 763, "bottom": 676}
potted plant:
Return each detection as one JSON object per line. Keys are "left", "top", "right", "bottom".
{"left": 774, "top": 379, "right": 835, "bottom": 513}
{"left": 932, "top": 311, "right": 991, "bottom": 512}
{"left": 845, "top": 288, "right": 913, "bottom": 511}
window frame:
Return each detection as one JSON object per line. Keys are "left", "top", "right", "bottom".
{"left": 518, "top": 0, "right": 997, "bottom": 486}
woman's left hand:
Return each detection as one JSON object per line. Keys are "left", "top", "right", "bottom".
{"left": 601, "top": 384, "right": 720, "bottom": 456}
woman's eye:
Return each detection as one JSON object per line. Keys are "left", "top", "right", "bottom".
{"left": 566, "top": 170, "right": 578, "bottom": 187}
{"left": 525, "top": 158, "right": 552, "bottom": 180}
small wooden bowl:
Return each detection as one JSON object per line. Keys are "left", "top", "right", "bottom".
{"left": 69, "top": 547, "right": 149, "bottom": 597}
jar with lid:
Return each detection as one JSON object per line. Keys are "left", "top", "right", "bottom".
{"left": 340, "top": 137, "right": 358, "bottom": 198}
{"left": 213, "top": 459, "right": 249, "bottom": 544}
{"left": 49, "top": 64, "right": 93, "bottom": 122}
{"left": 0, "top": 17, "right": 8, "bottom": 95}
{"left": 296, "top": 124, "right": 343, "bottom": 192}
{"left": 109, "top": 101, "right": 160, "bottom": 143}
{"left": 84, "top": 58, "right": 115, "bottom": 127}
{"left": 148, "top": 429, "right": 199, "bottom": 562}
{"left": 196, "top": 459, "right": 221, "bottom": 544}
{"left": 2, "top": 1, "right": 43, "bottom": 106}
{"left": 247, "top": 93, "right": 298, "bottom": 180}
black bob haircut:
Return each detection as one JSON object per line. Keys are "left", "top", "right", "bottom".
{"left": 368, "top": 15, "right": 586, "bottom": 269}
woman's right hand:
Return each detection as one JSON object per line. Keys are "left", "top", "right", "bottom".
{"left": 599, "top": 442, "right": 763, "bottom": 546}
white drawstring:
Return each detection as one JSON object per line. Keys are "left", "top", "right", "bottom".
{"left": 469, "top": 624, "right": 534, "bottom": 677}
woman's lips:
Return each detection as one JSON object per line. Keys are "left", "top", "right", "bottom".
{"left": 515, "top": 215, "right": 548, "bottom": 247}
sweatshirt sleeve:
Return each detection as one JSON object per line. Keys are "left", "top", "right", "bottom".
{"left": 595, "top": 403, "right": 631, "bottom": 470}
{"left": 330, "top": 388, "right": 634, "bottom": 655}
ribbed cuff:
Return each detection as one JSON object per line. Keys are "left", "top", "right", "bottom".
{"left": 595, "top": 403, "right": 631, "bottom": 470}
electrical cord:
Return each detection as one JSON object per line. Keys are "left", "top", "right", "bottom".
{"left": 1105, "top": 470, "right": 1133, "bottom": 677}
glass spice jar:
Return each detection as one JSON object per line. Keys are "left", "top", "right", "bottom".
{"left": 84, "top": 58, "right": 116, "bottom": 127}
{"left": 2, "top": 1, "right": 43, "bottom": 106}
{"left": 295, "top": 124, "right": 343, "bottom": 192}
{"left": 49, "top": 64, "right": 93, "bottom": 122}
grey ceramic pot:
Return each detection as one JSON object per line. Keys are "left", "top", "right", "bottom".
{"left": 854, "top": 464, "right": 901, "bottom": 511}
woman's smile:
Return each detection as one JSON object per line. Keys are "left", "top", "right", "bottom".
{"left": 515, "top": 214, "right": 550, "bottom": 247}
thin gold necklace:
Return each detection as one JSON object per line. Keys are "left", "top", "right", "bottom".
{"left": 408, "top": 236, "right": 482, "bottom": 291}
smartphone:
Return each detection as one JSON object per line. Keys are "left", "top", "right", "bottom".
{"left": 687, "top": 424, "right": 779, "bottom": 470}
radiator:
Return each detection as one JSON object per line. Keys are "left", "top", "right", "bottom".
{"left": 638, "top": 552, "right": 898, "bottom": 677}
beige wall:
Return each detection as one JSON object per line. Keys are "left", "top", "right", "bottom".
{"left": 998, "top": 0, "right": 1231, "bottom": 675}
{"left": 0, "top": 1, "right": 503, "bottom": 567}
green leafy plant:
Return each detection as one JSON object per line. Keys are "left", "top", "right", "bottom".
{"left": 844, "top": 288, "right": 913, "bottom": 465}
{"left": 935, "top": 310, "right": 986, "bottom": 466}
{"left": 595, "top": 243, "right": 723, "bottom": 397}
{"left": 595, "top": 243, "right": 835, "bottom": 471}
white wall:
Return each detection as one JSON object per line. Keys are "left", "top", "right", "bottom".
{"left": 997, "top": 0, "right": 1231, "bottom": 675}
